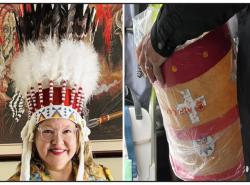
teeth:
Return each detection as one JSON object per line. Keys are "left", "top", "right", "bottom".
{"left": 51, "top": 149, "right": 65, "bottom": 152}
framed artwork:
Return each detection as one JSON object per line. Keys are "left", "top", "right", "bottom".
{"left": 0, "top": 4, "right": 122, "bottom": 160}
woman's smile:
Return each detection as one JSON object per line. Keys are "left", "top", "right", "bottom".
{"left": 48, "top": 148, "right": 68, "bottom": 156}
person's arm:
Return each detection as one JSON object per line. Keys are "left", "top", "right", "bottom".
{"left": 151, "top": 4, "right": 247, "bottom": 57}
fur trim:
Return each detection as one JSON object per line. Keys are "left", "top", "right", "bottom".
{"left": 20, "top": 114, "right": 36, "bottom": 181}
{"left": 11, "top": 38, "right": 100, "bottom": 104}
{"left": 77, "top": 139, "right": 85, "bottom": 181}
{"left": 76, "top": 119, "right": 88, "bottom": 180}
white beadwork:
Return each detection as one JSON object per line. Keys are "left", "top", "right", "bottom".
{"left": 49, "top": 80, "right": 53, "bottom": 104}
{"left": 78, "top": 87, "right": 83, "bottom": 112}
{"left": 71, "top": 84, "right": 77, "bottom": 106}
{"left": 35, "top": 105, "right": 82, "bottom": 124}
{"left": 61, "top": 80, "right": 66, "bottom": 105}
{"left": 38, "top": 83, "right": 43, "bottom": 107}
{"left": 76, "top": 87, "right": 81, "bottom": 109}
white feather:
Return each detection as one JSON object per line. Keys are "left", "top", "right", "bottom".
{"left": 11, "top": 38, "right": 99, "bottom": 104}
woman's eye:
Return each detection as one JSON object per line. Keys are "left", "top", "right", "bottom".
{"left": 63, "top": 129, "right": 72, "bottom": 134}
{"left": 42, "top": 130, "right": 54, "bottom": 134}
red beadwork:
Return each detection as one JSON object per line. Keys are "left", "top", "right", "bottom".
{"left": 76, "top": 87, "right": 82, "bottom": 109}
{"left": 70, "top": 84, "right": 77, "bottom": 106}
{"left": 78, "top": 87, "right": 84, "bottom": 112}
{"left": 76, "top": 96, "right": 80, "bottom": 108}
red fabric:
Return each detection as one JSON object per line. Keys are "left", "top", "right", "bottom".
{"left": 169, "top": 105, "right": 239, "bottom": 140}
{"left": 170, "top": 156, "right": 244, "bottom": 181}
{"left": 161, "top": 25, "right": 231, "bottom": 87}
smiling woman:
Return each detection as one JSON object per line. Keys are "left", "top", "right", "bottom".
{"left": 35, "top": 119, "right": 79, "bottom": 177}
{"left": 9, "top": 119, "right": 112, "bottom": 181}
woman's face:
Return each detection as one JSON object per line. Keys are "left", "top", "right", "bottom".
{"left": 35, "top": 118, "right": 78, "bottom": 171}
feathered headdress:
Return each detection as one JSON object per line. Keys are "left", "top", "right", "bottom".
{"left": 10, "top": 4, "right": 99, "bottom": 181}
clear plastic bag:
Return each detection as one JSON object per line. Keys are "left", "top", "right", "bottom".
{"left": 132, "top": 5, "right": 161, "bottom": 48}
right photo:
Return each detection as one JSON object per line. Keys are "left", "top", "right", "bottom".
{"left": 124, "top": 4, "right": 248, "bottom": 181}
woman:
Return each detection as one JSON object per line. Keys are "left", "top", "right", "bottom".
{"left": 9, "top": 118, "right": 112, "bottom": 181}
{"left": 7, "top": 4, "right": 113, "bottom": 181}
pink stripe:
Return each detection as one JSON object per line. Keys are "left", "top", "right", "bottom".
{"left": 170, "top": 155, "right": 244, "bottom": 181}
{"left": 169, "top": 106, "right": 239, "bottom": 140}
{"left": 161, "top": 25, "right": 231, "bottom": 87}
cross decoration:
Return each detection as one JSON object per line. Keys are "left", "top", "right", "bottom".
{"left": 193, "top": 136, "right": 215, "bottom": 157}
{"left": 176, "top": 89, "right": 207, "bottom": 124}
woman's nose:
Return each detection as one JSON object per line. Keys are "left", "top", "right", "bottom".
{"left": 51, "top": 132, "right": 64, "bottom": 145}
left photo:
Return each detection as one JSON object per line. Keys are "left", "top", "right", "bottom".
{"left": 0, "top": 4, "right": 123, "bottom": 181}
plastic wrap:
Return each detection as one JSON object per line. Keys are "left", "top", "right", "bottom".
{"left": 133, "top": 6, "right": 245, "bottom": 181}
{"left": 132, "top": 5, "right": 161, "bottom": 48}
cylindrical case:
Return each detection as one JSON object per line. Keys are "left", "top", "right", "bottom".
{"left": 154, "top": 25, "right": 245, "bottom": 181}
